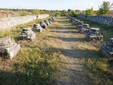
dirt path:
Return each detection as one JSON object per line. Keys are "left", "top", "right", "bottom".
{"left": 48, "top": 17, "right": 93, "bottom": 85}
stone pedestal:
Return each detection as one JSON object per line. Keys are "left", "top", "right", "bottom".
{"left": 32, "top": 24, "right": 42, "bottom": 32}
{"left": 0, "top": 37, "right": 20, "bottom": 59}
{"left": 19, "top": 28, "right": 36, "bottom": 40}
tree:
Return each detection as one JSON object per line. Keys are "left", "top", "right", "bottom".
{"left": 97, "top": 1, "right": 113, "bottom": 15}
{"left": 85, "top": 7, "right": 95, "bottom": 15}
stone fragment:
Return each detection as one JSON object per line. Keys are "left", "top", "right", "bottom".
{"left": 101, "top": 38, "right": 113, "bottom": 57}
{"left": 0, "top": 37, "right": 20, "bottom": 59}
{"left": 32, "top": 24, "right": 42, "bottom": 32}
{"left": 19, "top": 27, "right": 36, "bottom": 40}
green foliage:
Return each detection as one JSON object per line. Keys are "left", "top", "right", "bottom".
{"left": 85, "top": 7, "right": 95, "bottom": 15}
{"left": 85, "top": 59, "right": 113, "bottom": 85}
{"left": 31, "top": 9, "right": 40, "bottom": 15}
{"left": 96, "top": 1, "right": 111, "bottom": 15}
{"left": 0, "top": 29, "right": 11, "bottom": 38}
{"left": 71, "top": 10, "right": 80, "bottom": 17}
{"left": 75, "top": 16, "right": 113, "bottom": 85}
{"left": 19, "top": 10, "right": 29, "bottom": 16}
{"left": 0, "top": 17, "right": 59, "bottom": 85}
{"left": 61, "top": 10, "right": 68, "bottom": 15}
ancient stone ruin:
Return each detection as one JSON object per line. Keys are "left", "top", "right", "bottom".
{"left": 86, "top": 28, "right": 103, "bottom": 41}
{"left": 68, "top": 16, "right": 103, "bottom": 41}
{"left": 78, "top": 14, "right": 113, "bottom": 26}
{"left": 32, "top": 24, "right": 43, "bottom": 32}
{"left": 40, "top": 21, "right": 47, "bottom": 29}
{"left": 101, "top": 38, "right": 113, "bottom": 57}
{"left": 44, "top": 20, "right": 50, "bottom": 26}
{"left": 0, "top": 37, "right": 20, "bottom": 59}
{"left": 19, "top": 27, "right": 36, "bottom": 40}
{"left": 0, "top": 14, "right": 50, "bottom": 29}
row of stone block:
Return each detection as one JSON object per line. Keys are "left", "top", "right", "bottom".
{"left": 68, "top": 15, "right": 103, "bottom": 41}
{"left": 68, "top": 15, "right": 113, "bottom": 57}
{"left": 0, "top": 16, "right": 55, "bottom": 59}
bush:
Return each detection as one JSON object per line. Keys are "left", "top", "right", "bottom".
{"left": 31, "top": 9, "right": 40, "bottom": 15}
{"left": 19, "top": 11, "right": 29, "bottom": 16}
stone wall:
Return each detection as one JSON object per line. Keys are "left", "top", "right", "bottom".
{"left": 0, "top": 14, "right": 49, "bottom": 29}
{"left": 78, "top": 14, "right": 113, "bottom": 26}
{"left": 37, "top": 14, "right": 49, "bottom": 19}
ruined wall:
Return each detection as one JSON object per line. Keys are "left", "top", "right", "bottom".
{"left": 37, "top": 14, "right": 49, "bottom": 19}
{"left": 78, "top": 15, "right": 113, "bottom": 26}
{"left": 0, "top": 14, "right": 49, "bottom": 29}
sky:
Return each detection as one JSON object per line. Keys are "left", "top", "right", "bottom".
{"left": 0, "top": 0, "right": 112, "bottom": 10}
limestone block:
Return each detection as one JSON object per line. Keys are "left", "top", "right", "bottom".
{"left": 32, "top": 24, "right": 42, "bottom": 32}
{"left": 19, "top": 27, "right": 36, "bottom": 40}
{"left": 0, "top": 37, "right": 20, "bottom": 59}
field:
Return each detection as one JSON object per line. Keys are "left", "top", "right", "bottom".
{"left": 0, "top": 16, "right": 113, "bottom": 85}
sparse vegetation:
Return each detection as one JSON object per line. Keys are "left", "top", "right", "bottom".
{"left": 0, "top": 9, "right": 113, "bottom": 85}
{"left": 31, "top": 9, "right": 40, "bottom": 15}
{"left": 0, "top": 18, "right": 63, "bottom": 85}
{"left": 85, "top": 59, "right": 113, "bottom": 85}
{"left": 19, "top": 10, "right": 30, "bottom": 16}
{"left": 75, "top": 16, "right": 113, "bottom": 85}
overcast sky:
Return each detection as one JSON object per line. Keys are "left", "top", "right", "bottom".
{"left": 0, "top": 0, "right": 112, "bottom": 10}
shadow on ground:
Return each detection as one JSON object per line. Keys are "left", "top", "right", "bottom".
{"left": 48, "top": 36, "right": 85, "bottom": 42}
{"left": 50, "top": 30, "right": 79, "bottom": 34}
{"left": 44, "top": 47, "right": 103, "bottom": 59}
{"left": 0, "top": 60, "right": 55, "bottom": 85}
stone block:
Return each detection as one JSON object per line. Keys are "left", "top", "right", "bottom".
{"left": 0, "top": 37, "right": 20, "bottom": 59}
{"left": 19, "top": 27, "right": 36, "bottom": 40}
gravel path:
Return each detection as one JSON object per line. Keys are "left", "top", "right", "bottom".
{"left": 49, "top": 17, "right": 91, "bottom": 85}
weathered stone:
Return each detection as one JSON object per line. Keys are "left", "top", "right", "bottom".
{"left": 0, "top": 37, "right": 20, "bottom": 59}
{"left": 101, "top": 38, "right": 113, "bottom": 57}
{"left": 78, "top": 24, "right": 90, "bottom": 33}
{"left": 19, "top": 27, "right": 36, "bottom": 40}
{"left": 40, "top": 21, "right": 47, "bottom": 29}
{"left": 51, "top": 17, "right": 55, "bottom": 22}
{"left": 48, "top": 18, "right": 52, "bottom": 24}
{"left": 0, "top": 14, "right": 50, "bottom": 29}
{"left": 44, "top": 20, "right": 50, "bottom": 26}
{"left": 32, "top": 24, "right": 42, "bottom": 32}
{"left": 37, "top": 14, "right": 49, "bottom": 19}
{"left": 86, "top": 28, "right": 103, "bottom": 41}
{"left": 0, "top": 16, "right": 37, "bottom": 29}
{"left": 78, "top": 14, "right": 113, "bottom": 26}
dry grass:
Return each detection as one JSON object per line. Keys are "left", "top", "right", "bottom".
{"left": 75, "top": 17, "right": 113, "bottom": 85}
{"left": 0, "top": 16, "right": 113, "bottom": 85}
{"left": 0, "top": 17, "right": 62, "bottom": 85}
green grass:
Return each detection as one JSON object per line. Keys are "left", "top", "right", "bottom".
{"left": 85, "top": 59, "right": 113, "bottom": 85}
{"left": 0, "top": 17, "right": 61, "bottom": 85}
{"left": 75, "top": 17, "right": 113, "bottom": 85}
{"left": 1, "top": 16, "right": 113, "bottom": 85}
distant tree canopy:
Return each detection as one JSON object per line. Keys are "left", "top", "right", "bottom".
{"left": 19, "top": 10, "right": 30, "bottom": 16}
{"left": 84, "top": 7, "right": 95, "bottom": 15}
{"left": 96, "top": 1, "right": 113, "bottom": 15}
{"left": 31, "top": 9, "right": 40, "bottom": 15}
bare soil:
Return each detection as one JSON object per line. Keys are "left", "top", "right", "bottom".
{"left": 48, "top": 17, "right": 93, "bottom": 85}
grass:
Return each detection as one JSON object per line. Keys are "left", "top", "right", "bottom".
{"left": 0, "top": 16, "right": 50, "bottom": 38}
{"left": 0, "top": 17, "right": 62, "bottom": 85}
{"left": 85, "top": 59, "right": 113, "bottom": 85}
{"left": 75, "top": 16, "right": 113, "bottom": 85}
{"left": 1, "top": 16, "right": 113, "bottom": 85}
